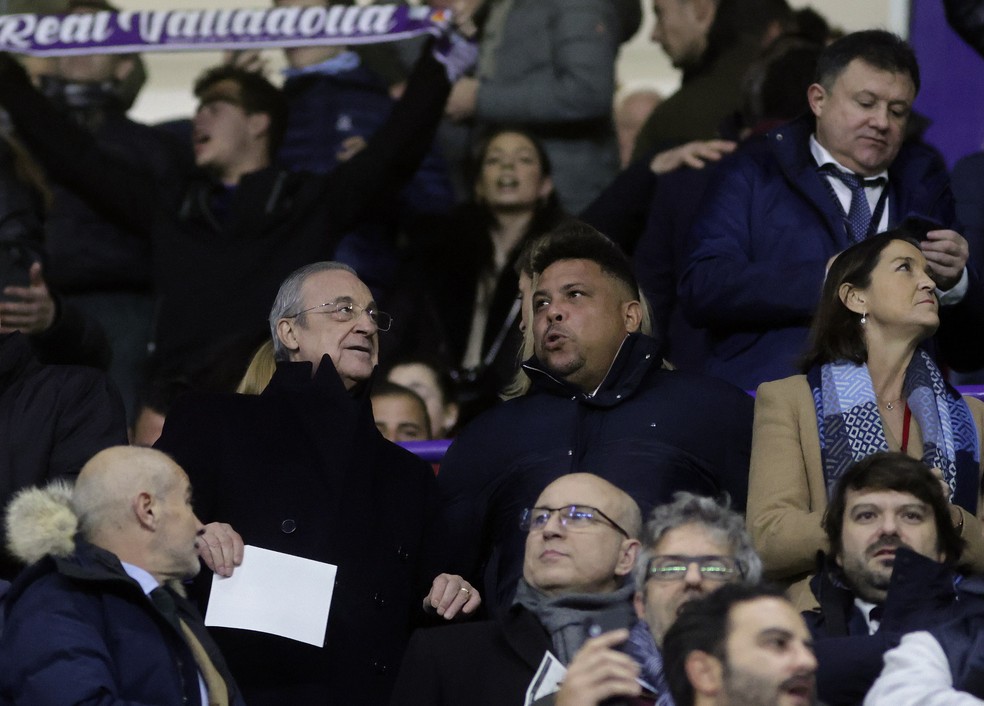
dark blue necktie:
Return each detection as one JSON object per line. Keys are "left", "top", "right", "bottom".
{"left": 819, "top": 164, "right": 887, "bottom": 243}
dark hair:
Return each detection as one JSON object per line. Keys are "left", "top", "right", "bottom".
{"left": 789, "top": 7, "right": 833, "bottom": 45}
{"left": 663, "top": 583, "right": 789, "bottom": 706}
{"left": 369, "top": 380, "right": 432, "bottom": 438}
{"left": 823, "top": 451, "right": 964, "bottom": 565}
{"left": 469, "top": 125, "right": 561, "bottom": 221}
{"left": 461, "top": 125, "right": 565, "bottom": 289}
{"left": 741, "top": 34, "right": 823, "bottom": 130}
{"left": 815, "top": 30, "right": 920, "bottom": 94}
{"left": 384, "top": 355, "right": 458, "bottom": 408}
{"left": 800, "top": 230, "right": 926, "bottom": 371}
{"left": 470, "top": 124, "right": 554, "bottom": 184}
{"left": 705, "top": 0, "right": 793, "bottom": 64}
{"left": 530, "top": 221, "right": 640, "bottom": 301}
{"left": 68, "top": 0, "right": 119, "bottom": 10}
{"left": 193, "top": 65, "right": 288, "bottom": 158}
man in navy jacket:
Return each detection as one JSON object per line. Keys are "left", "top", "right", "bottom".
{"left": 431, "top": 221, "right": 753, "bottom": 615}
{"left": 679, "top": 30, "right": 984, "bottom": 390}
{"left": 803, "top": 452, "right": 979, "bottom": 706}
{"left": 0, "top": 446, "right": 244, "bottom": 705}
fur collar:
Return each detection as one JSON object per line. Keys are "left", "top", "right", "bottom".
{"left": 4, "top": 481, "right": 76, "bottom": 565}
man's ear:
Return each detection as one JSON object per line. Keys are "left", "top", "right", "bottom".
{"left": 275, "top": 318, "right": 299, "bottom": 357}
{"left": 538, "top": 176, "right": 554, "bottom": 201}
{"left": 692, "top": 0, "right": 717, "bottom": 32}
{"left": 247, "top": 112, "right": 271, "bottom": 142}
{"left": 685, "top": 650, "right": 724, "bottom": 698}
{"left": 133, "top": 491, "right": 156, "bottom": 530}
{"left": 615, "top": 538, "right": 642, "bottom": 579}
{"left": 113, "top": 55, "right": 137, "bottom": 83}
{"left": 807, "top": 82, "right": 826, "bottom": 118}
{"left": 623, "top": 300, "right": 643, "bottom": 333}
{"left": 633, "top": 590, "right": 647, "bottom": 620}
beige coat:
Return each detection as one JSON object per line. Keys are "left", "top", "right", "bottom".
{"left": 748, "top": 374, "right": 984, "bottom": 610}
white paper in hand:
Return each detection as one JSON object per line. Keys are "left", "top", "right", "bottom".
{"left": 525, "top": 651, "right": 566, "bottom": 705}
{"left": 204, "top": 545, "right": 337, "bottom": 647}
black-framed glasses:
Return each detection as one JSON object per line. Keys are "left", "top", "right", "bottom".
{"left": 645, "top": 555, "right": 741, "bottom": 582}
{"left": 519, "top": 505, "right": 630, "bottom": 538}
{"left": 288, "top": 300, "right": 392, "bottom": 332}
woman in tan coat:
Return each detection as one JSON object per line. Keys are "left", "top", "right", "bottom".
{"left": 748, "top": 230, "right": 984, "bottom": 608}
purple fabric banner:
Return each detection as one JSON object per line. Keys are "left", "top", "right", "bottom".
{"left": 0, "top": 5, "right": 451, "bottom": 56}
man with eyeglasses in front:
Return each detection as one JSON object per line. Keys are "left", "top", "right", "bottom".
{"left": 389, "top": 473, "right": 647, "bottom": 706}
{"left": 155, "top": 261, "right": 480, "bottom": 706}
{"left": 551, "top": 492, "right": 760, "bottom": 706}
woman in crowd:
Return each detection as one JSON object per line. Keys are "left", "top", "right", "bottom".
{"left": 236, "top": 339, "right": 276, "bottom": 395}
{"left": 747, "top": 230, "right": 984, "bottom": 608}
{"left": 386, "top": 126, "right": 565, "bottom": 422}
{"left": 386, "top": 356, "right": 460, "bottom": 439}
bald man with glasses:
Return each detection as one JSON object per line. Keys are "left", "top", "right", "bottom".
{"left": 389, "top": 473, "right": 648, "bottom": 706}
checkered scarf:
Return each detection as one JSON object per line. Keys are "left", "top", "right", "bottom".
{"left": 807, "top": 349, "right": 979, "bottom": 510}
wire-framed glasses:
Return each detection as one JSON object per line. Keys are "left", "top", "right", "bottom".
{"left": 519, "top": 505, "right": 630, "bottom": 538}
{"left": 289, "top": 300, "right": 392, "bottom": 331}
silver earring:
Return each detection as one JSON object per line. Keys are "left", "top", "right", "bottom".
{"left": 860, "top": 312, "right": 867, "bottom": 325}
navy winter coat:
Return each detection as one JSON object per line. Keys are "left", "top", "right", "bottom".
{"left": 0, "top": 540, "right": 244, "bottom": 706}
{"left": 680, "top": 115, "right": 984, "bottom": 390}
{"left": 429, "top": 333, "right": 753, "bottom": 614}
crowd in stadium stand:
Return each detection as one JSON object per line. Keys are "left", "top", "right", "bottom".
{"left": 4, "top": 1, "right": 984, "bottom": 705}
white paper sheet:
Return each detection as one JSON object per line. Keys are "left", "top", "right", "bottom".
{"left": 204, "top": 545, "right": 337, "bottom": 647}
{"left": 526, "top": 651, "right": 566, "bottom": 705}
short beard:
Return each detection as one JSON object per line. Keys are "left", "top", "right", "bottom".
{"left": 721, "top": 664, "right": 780, "bottom": 706}
{"left": 840, "top": 537, "right": 906, "bottom": 604}
{"left": 842, "top": 560, "right": 891, "bottom": 603}
{"left": 721, "top": 663, "right": 816, "bottom": 706}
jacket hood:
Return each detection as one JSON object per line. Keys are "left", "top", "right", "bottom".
{"left": 4, "top": 480, "right": 77, "bottom": 565}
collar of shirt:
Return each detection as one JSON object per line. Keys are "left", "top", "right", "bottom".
{"left": 282, "top": 50, "right": 361, "bottom": 79}
{"left": 853, "top": 596, "right": 882, "bottom": 635}
{"left": 122, "top": 561, "right": 211, "bottom": 704}
{"left": 121, "top": 561, "right": 159, "bottom": 596}
{"left": 810, "top": 134, "right": 889, "bottom": 181}
{"left": 810, "top": 134, "right": 889, "bottom": 227}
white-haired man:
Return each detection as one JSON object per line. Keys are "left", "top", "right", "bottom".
{"left": 156, "top": 262, "right": 478, "bottom": 706}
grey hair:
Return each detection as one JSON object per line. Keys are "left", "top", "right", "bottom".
{"left": 634, "top": 492, "right": 762, "bottom": 591}
{"left": 268, "top": 261, "right": 357, "bottom": 361}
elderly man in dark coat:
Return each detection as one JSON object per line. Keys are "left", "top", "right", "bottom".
{"left": 156, "top": 261, "right": 479, "bottom": 706}
{"left": 0, "top": 447, "right": 244, "bottom": 705}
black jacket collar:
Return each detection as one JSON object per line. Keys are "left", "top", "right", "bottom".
{"left": 522, "top": 332, "right": 662, "bottom": 408}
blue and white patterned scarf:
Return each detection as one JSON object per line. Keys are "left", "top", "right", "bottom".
{"left": 807, "top": 349, "right": 979, "bottom": 510}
